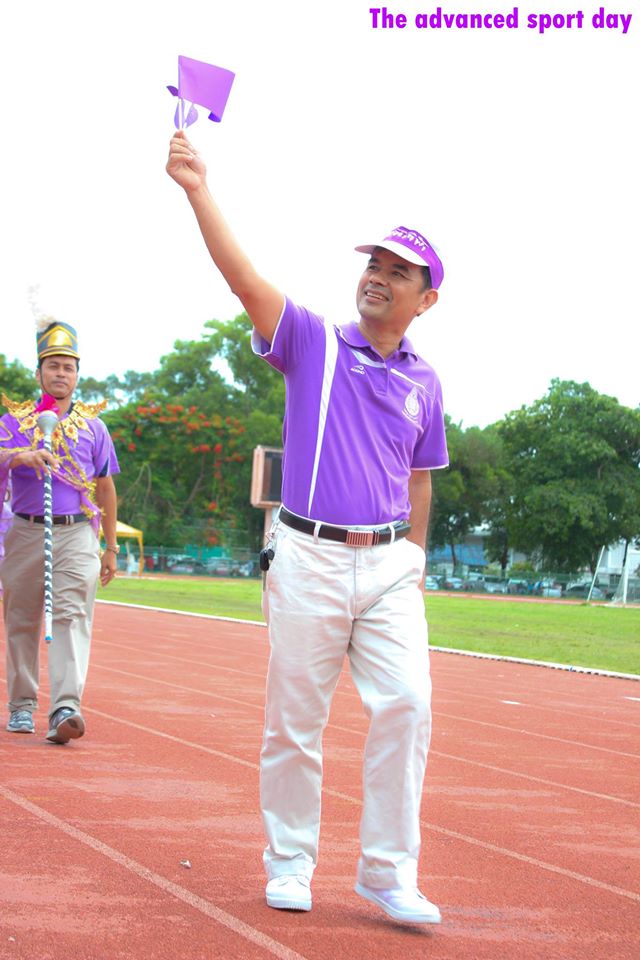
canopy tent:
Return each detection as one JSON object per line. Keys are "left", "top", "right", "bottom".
{"left": 116, "top": 520, "right": 143, "bottom": 548}
{"left": 117, "top": 521, "right": 144, "bottom": 574}
{"left": 100, "top": 520, "right": 145, "bottom": 574}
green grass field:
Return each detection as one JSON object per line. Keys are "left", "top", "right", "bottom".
{"left": 98, "top": 576, "right": 640, "bottom": 676}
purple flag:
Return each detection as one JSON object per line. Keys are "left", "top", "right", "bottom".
{"left": 167, "top": 56, "right": 235, "bottom": 128}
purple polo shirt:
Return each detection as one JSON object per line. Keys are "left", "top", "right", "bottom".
{"left": 1, "top": 408, "right": 119, "bottom": 515}
{"left": 252, "top": 297, "right": 448, "bottom": 525}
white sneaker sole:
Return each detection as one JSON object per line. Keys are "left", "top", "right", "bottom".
{"left": 266, "top": 894, "right": 312, "bottom": 911}
{"left": 355, "top": 883, "right": 441, "bottom": 924}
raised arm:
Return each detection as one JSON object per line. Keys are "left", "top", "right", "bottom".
{"left": 166, "top": 131, "right": 284, "bottom": 344}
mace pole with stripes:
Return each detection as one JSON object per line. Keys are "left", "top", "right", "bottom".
{"left": 36, "top": 410, "right": 58, "bottom": 644}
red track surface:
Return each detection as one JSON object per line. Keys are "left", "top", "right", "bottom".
{"left": 1, "top": 603, "right": 639, "bottom": 960}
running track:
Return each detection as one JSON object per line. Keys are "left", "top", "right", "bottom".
{"left": 1, "top": 602, "right": 639, "bottom": 960}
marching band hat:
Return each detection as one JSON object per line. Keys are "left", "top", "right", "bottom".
{"left": 36, "top": 319, "right": 80, "bottom": 361}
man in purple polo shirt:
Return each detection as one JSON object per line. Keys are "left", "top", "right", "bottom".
{"left": 0, "top": 320, "right": 120, "bottom": 744}
{"left": 168, "top": 133, "right": 448, "bottom": 924}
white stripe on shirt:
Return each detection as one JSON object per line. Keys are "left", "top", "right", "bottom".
{"left": 307, "top": 322, "right": 339, "bottom": 515}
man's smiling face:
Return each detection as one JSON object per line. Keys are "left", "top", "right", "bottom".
{"left": 356, "top": 246, "right": 435, "bottom": 328}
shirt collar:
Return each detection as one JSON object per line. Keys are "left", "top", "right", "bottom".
{"left": 338, "top": 322, "right": 418, "bottom": 360}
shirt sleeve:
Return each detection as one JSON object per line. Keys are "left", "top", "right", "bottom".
{"left": 251, "top": 296, "right": 326, "bottom": 374}
{"left": 411, "top": 376, "right": 449, "bottom": 470}
{"left": 92, "top": 419, "right": 121, "bottom": 478}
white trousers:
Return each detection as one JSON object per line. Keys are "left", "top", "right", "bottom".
{"left": 260, "top": 523, "right": 432, "bottom": 889}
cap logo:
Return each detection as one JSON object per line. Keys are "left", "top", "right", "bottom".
{"left": 387, "top": 227, "right": 431, "bottom": 255}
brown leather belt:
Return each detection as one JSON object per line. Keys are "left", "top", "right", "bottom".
{"left": 280, "top": 507, "right": 410, "bottom": 547}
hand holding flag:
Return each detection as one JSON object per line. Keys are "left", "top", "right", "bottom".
{"left": 167, "top": 56, "right": 235, "bottom": 129}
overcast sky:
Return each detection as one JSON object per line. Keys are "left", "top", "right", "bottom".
{"left": 1, "top": 0, "right": 638, "bottom": 428}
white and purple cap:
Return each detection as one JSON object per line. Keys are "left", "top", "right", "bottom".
{"left": 355, "top": 226, "right": 444, "bottom": 289}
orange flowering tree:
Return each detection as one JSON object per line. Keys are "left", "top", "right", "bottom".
{"left": 106, "top": 400, "right": 247, "bottom": 546}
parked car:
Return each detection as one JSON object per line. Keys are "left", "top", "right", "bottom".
{"left": 462, "top": 573, "right": 486, "bottom": 592}
{"left": 443, "top": 576, "right": 464, "bottom": 591}
{"left": 169, "top": 558, "right": 206, "bottom": 574}
{"left": 206, "top": 558, "right": 232, "bottom": 576}
{"left": 564, "top": 583, "right": 607, "bottom": 600}
{"left": 424, "top": 575, "right": 441, "bottom": 591}
{"left": 534, "top": 580, "right": 563, "bottom": 598}
{"left": 507, "top": 578, "right": 531, "bottom": 595}
{"left": 484, "top": 576, "right": 508, "bottom": 594}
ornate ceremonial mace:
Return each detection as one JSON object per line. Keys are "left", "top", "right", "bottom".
{"left": 36, "top": 408, "right": 59, "bottom": 644}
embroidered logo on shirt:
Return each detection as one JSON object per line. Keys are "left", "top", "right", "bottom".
{"left": 350, "top": 364, "right": 365, "bottom": 376}
{"left": 403, "top": 386, "right": 420, "bottom": 420}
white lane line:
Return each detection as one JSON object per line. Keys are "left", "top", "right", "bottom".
{"left": 92, "top": 648, "right": 640, "bottom": 760}
{"left": 501, "top": 700, "right": 522, "bottom": 705}
{"left": 93, "top": 661, "right": 640, "bottom": 761}
{"left": 324, "top": 720, "right": 640, "bottom": 809}
{"left": 0, "top": 784, "right": 308, "bottom": 960}
{"left": 85, "top": 705, "right": 640, "bottom": 811}
{"left": 427, "top": 750, "right": 640, "bottom": 810}
{"left": 436, "top": 711, "right": 640, "bottom": 760}
{"left": 78, "top": 705, "right": 640, "bottom": 904}
{"left": 96, "top": 601, "right": 640, "bottom": 682}
{"left": 90, "top": 660, "right": 640, "bottom": 803}
{"left": 96, "top": 635, "right": 640, "bottom": 732}
{"left": 324, "top": 784, "right": 640, "bottom": 906}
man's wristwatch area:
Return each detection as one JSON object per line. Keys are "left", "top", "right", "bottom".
{"left": 105, "top": 544, "right": 120, "bottom": 554}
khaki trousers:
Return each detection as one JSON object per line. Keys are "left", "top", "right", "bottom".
{"left": 261, "top": 524, "right": 432, "bottom": 890}
{"left": 0, "top": 516, "right": 100, "bottom": 717}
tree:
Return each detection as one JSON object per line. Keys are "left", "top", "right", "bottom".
{"left": 430, "top": 422, "right": 506, "bottom": 568}
{"left": 479, "top": 427, "right": 515, "bottom": 573}
{"left": 499, "top": 380, "right": 640, "bottom": 571}
{"left": 205, "top": 313, "right": 285, "bottom": 545}
{"left": 78, "top": 374, "right": 123, "bottom": 405}
{"left": 205, "top": 313, "right": 285, "bottom": 417}
{"left": 106, "top": 400, "right": 247, "bottom": 546}
{"left": 101, "top": 313, "right": 285, "bottom": 550}
{"left": 0, "top": 355, "right": 36, "bottom": 403}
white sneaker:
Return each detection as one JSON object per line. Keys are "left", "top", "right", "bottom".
{"left": 355, "top": 883, "right": 441, "bottom": 924}
{"left": 266, "top": 875, "right": 312, "bottom": 911}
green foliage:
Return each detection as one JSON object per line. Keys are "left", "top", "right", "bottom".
{"left": 7, "top": 319, "right": 637, "bottom": 577}
{"left": 78, "top": 374, "right": 123, "bottom": 404}
{"left": 105, "top": 400, "right": 247, "bottom": 546}
{"left": 499, "top": 380, "right": 640, "bottom": 571}
{"left": 430, "top": 420, "right": 508, "bottom": 567}
{"left": 508, "top": 561, "right": 537, "bottom": 575}
{"left": 0, "top": 354, "right": 36, "bottom": 402}
{"left": 99, "top": 312, "right": 284, "bottom": 549}
{"left": 205, "top": 314, "right": 285, "bottom": 417}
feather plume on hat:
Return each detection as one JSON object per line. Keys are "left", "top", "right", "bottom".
{"left": 35, "top": 315, "right": 58, "bottom": 333}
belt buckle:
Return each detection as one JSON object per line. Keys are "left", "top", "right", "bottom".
{"left": 345, "top": 529, "right": 377, "bottom": 547}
